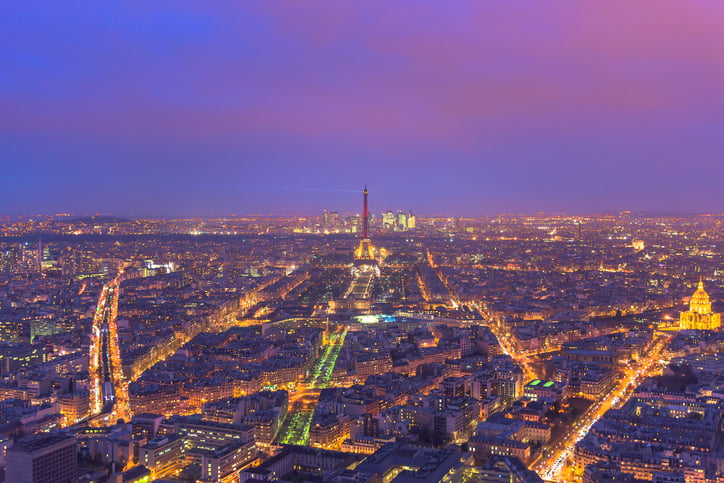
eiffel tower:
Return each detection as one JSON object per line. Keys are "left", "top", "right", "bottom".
{"left": 354, "top": 185, "right": 376, "bottom": 261}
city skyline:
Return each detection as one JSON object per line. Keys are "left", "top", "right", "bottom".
{"left": 2, "top": 182, "right": 724, "bottom": 220}
{"left": 3, "top": 2, "right": 724, "bottom": 216}
{"left": 0, "top": 209, "right": 721, "bottom": 482}
{"left": 4, "top": 4, "right": 724, "bottom": 482}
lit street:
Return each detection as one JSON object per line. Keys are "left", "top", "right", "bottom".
{"left": 89, "top": 267, "right": 130, "bottom": 423}
{"left": 275, "top": 327, "right": 347, "bottom": 445}
{"left": 532, "top": 335, "right": 672, "bottom": 481}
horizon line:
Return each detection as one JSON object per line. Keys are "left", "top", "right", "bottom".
{"left": 2, "top": 210, "right": 723, "bottom": 220}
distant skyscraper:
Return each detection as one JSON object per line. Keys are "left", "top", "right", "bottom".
{"left": 6, "top": 433, "right": 77, "bottom": 483}
{"left": 407, "top": 211, "right": 416, "bottom": 230}
{"left": 396, "top": 210, "right": 407, "bottom": 231}
{"left": 382, "top": 211, "right": 395, "bottom": 230}
{"left": 37, "top": 238, "right": 42, "bottom": 272}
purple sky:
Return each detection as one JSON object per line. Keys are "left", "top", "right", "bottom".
{"left": 2, "top": 1, "right": 723, "bottom": 217}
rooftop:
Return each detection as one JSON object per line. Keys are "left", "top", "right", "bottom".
{"left": 9, "top": 432, "right": 76, "bottom": 453}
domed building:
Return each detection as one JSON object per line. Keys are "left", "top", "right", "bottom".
{"left": 679, "top": 278, "right": 721, "bottom": 330}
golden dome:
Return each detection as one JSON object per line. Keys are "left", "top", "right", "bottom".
{"left": 690, "top": 278, "right": 712, "bottom": 315}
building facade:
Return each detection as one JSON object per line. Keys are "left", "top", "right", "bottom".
{"left": 6, "top": 433, "right": 77, "bottom": 483}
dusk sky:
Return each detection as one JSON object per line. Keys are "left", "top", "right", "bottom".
{"left": 2, "top": 1, "right": 723, "bottom": 217}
